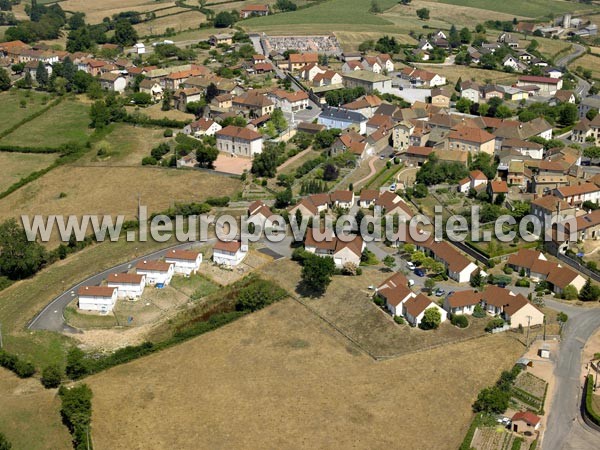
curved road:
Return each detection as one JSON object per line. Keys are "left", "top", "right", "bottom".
{"left": 542, "top": 298, "right": 600, "bottom": 450}
{"left": 556, "top": 43, "right": 586, "bottom": 69}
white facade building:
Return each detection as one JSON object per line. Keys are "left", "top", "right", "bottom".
{"left": 77, "top": 286, "right": 118, "bottom": 312}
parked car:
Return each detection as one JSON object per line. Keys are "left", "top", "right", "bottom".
{"left": 389, "top": 184, "right": 396, "bottom": 192}
{"left": 307, "top": 105, "right": 313, "bottom": 110}
{"left": 406, "top": 261, "right": 415, "bottom": 270}
{"left": 414, "top": 268, "right": 425, "bottom": 277}
{"left": 435, "top": 288, "right": 445, "bottom": 297}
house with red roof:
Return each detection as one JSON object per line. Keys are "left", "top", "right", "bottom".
{"left": 458, "top": 170, "right": 488, "bottom": 194}
{"left": 216, "top": 125, "right": 264, "bottom": 158}
{"left": 240, "top": 4, "right": 269, "bottom": 18}
{"left": 136, "top": 260, "right": 175, "bottom": 286}
{"left": 511, "top": 411, "right": 541, "bottom": 433}
{"left": 403, "top": 294, "right": 448, "bottom": 327}
{"left": 376, "top": 272, "right": 415, "bottom": 316}
{"left": 77, "top": 286, "right": 118, "bottom": 312}
{"left": 304, "top": 229, "right": 365, "bottom": 269}
{"left": 165, "top": 250, "right": 203, "bottom": 275}
{"left": 106, "top": 273, "right": 146, "bottom": 299}
{"left": 517, "top": 75, "right": 563, "bottom": 96}
{"left": 213, "top": 240, "right": 247, "bottom": 266}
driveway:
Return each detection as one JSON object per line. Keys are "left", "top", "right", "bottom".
{"left": 542, "top": 298, "right": 600, "bottom": 450}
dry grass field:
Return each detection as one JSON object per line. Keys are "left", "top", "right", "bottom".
{"left": 139, "top": 103, "right": 195, "bottom": 121}
{"left": 0, "top": 369, "right": 71, "bottom": 450}
{"left": 134, "top": 10, "right": 206, "bottom": 36}
{"left": 0, "top": 165, "right": 241, "bottom": 221}
{"left": 0, "top": 152, "right": 57, "bottom": 193}
{"left": 87, "top": 298, "right": 523, "bottom": 449}
{"left": 570, "top": 54, "right": 600, "bottom": 79}
{"left": 60, "top": 0, "right": 176, "bottom": 24}
{"left": 81, "top": 124, "right": 168, "bottom": 166}
{"left": 416, "top": 64, "right": 518, "bottom": 85}
{"left": 259, "top": 259, "right": 490, "bottom": 357}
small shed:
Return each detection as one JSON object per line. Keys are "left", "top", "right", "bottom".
{"left": 539, "top": 344, "right": 551, "bottom": 359}
{"left": 516, "top": 357, "right": 533, "bottom": 369}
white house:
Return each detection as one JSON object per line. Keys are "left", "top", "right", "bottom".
{"left": 106, "top": 273, "right": 146, "bottom": 299}
{"left": 77, "top": 286, "right": 118, "bottom": 313}
{"left": 318, "top": 106, "right": 368, "bottom": 134}
{"left": 377, "top": 272, "right": 415, "bottom": 317}
{"left": 403, "top": 294, "right": 448, "bottom": 327}
{"left": 165, "top": 249, "right": 203, "bottom": 275}
{"left": 216, "top": 125, "right": 263, "bottom": 158}
{"left": 330, "top": 190, "right": 355, "bottom": 209}
{"left": 443, "top": 290, "right": 483, "bottom": 315}
{"left": 458, "top": 170, "right": 488, "bottom": 194}
{"left": 183, "top": 118, "right": 222, "bottom": 137}
{"left": 247, "top": 200, "right": 276, "bottom": 231}
{"left": 133, "top": 43, "right": 146, "bottom": 54}
{"left": 304, "top": 231, "right": 364, "bottom": 269}
{"left": 268, "top": 90, "right": 309, "bottom": 113}
{"left": 135, "top": 260, "right": 175, "bottom": 286}
{"left": 100, "top": 73, "right": 127, "bottom": 93}
{"left": 213, "top": 240, "right": 247, "bottom": 266}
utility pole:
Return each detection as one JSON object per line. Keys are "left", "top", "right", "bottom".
{"left": 526, "top": 315, "right": 532, "bottom": 348}
{"left": 0, "top": 322, "right": 3, "bottom": 349}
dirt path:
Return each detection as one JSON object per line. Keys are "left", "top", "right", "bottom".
{"left": 354, "top": 156, "right": 378, "bottom": 188}
{"left": 278, "top": 147, "right": 312, "bottom": 172}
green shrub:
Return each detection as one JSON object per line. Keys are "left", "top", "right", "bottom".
{"left": 503, "top": 265, "right": 513, "bottom": 275}
{"left": 205, "top": 196, "right": 230, "bottom": 207}
{"left": 473, "top": 304, "right": 486, "bottom": 318}
{"left": 235, "top": 279, "right": 287, "bottom": 312}
{"left": 163, "top": 128, "right": 173, "bottom": 137}
{"left": 515, "top": 278, "right": 530, "bottom": 288}
{"left": 485, "top": 317, "right": 505, "bottom": 332}
{"left": 585, "top": 374, "right": 600, "bottom": 425}
{"left": 451, "top": 314, "right": 469, "bottom": 328}
{"left": 511, "top": 437, "right": 524, "bottom": 450}
{"left": 373, "top": 295, "right": 384, "bottom": 307}
{"left": 41, "top": 364, "right": 63, "bottom": 389}
{"left": 0, "top": 349, "right": 35, "bottom": 378}
{"left": 393, "top": 315, "right": 404, "bottom": 324}
{"left": 58, "top": 384, "right": 93, "bottom": 450}
{"left": 0, "top": 432, "right": 11, "bottom": 450}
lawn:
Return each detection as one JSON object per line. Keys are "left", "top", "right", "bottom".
{"left": 81, "top": 123, "right": 168, "bottom": 166}
{"left": 0, "top": 152, "right": 57, "bottom": 193}
{"left": 259, "top": 259, "right": 491, "bottom": 357}
{"left": 0, "top": 98, "right": 92, "bottom": 148}
{"left": 86, "top": 298, "right": 523, "bottom": 449}
{"left": 134, "top": 10, "right": 207, "bottom": 36}
{"left": 170, "top": 272, "right": 219, "bottom": 299}
{"left": 0, "top": 369, "right": 71, "bottom": 450}
{"left": 431, "top": 0, "right": 596, "bottom": 18}
{"left": 0, "top": 90, "right": 55, "bottom": 136}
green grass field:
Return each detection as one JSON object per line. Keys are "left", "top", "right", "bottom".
{"left": 0, "top": 152, "right": 58, "bottom": 193}
{"left": 0, "top": 90, "right": 56, "bottom": 136}
{"left": 0, "top": 98, "right": 92, "bottom": 148}
{"left": 433, "top": 0, "right": 596, "bottom": 17}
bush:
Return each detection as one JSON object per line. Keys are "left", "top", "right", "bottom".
{"left": 503, "top": 265, "right": 513, "bottom": 275}
{"left": 373, "top": 295, "right": 384, "bottom": 307}
{"left": 473, "top": 304, "right": 486, "bottom": 318}
{"left": 41, "top": 364, "right": 63, "bottom": 389}
{"left": 235, "top": 279, "right": 287, "bottom": 312}
{"left": 0, "top": 432, "right": 11, "bottom": 450}
{"left": 515, "top": 278, "right": 530, "bottom": 288}
{"left": 163, "top": 128, "right": 173, "bottom": 137}
{"left": 0, "top": 349, "right": 35, "bottom": 378}
{"left": 205, "top": 196, "right": 230, "bottom": 207}
{"left": 485, "top": 317, "right": 505, "bottom": 332}
{"left": 59, "top": 384, "right": 93, "bottom": 450}
{"left": 393, "top": 315, "right": 404, "bottom": 325}
{"left": 585, "top": 374, "right": 600, "bottom": 425}
{"left": 451, "top": 314, "right": 469, "bottom": 328}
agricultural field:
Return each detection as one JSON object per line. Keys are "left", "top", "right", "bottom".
{"left": 59, "top": 0, "right": 177, "bottom": 24}
{"left": 138, "top": 103, "right": 195, "bottom": 121}
{"left": 570, "top": 54, "right": 600, "bottom": 80}
{"left": 416, "top": 64, "right": 518, "bottom": 85}
{"left": 0, "top": 152, "right": 58, "bottom": 193}
{"left": 259, "top": 259, "right": 491, "bottom": 357}
{"left": 0, "top": 98, "right": 92, "bottom": 148}
{"left": 0, "top": 370, "right": 71, "bottom": 450}
{"left": 87, "top": 298, "right": 523, "bottom": 449}
{"left": 0, "top": 164, "right": 241, "bottom": 223}
{"left": 81, "top": 124, "right": 168, "bottom": 166}
{"left": 431, "top": 0, "right": 596, "bottom": 18}
{"left": 134, "top": 10, "right": 207, "bottom": 37}
{"left": 0, "top": 90, "right": 56, "bottom": 135}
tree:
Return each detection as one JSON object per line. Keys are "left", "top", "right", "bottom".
{"left": 252, "top": 143, "right": 280, "bottom": 178}
{"left": 424, "top": 277, "right": 436, "bottom": 293}
{"left": 322, "top": 163, "right": 339, "bottom": 181}
{"left": 579, "top": 278, "right": 600, "bottom": 302}
{"left": 558, "top": 102, "right": 578, "bottom": 127}
{"left": 196, "top": 145, "right": 218, "bottom": 169}
{"left": 41, "top": 364, "right": 63, "bottom": 388}
{"left": 562, "top": 284, "right": 578, "bottom": 300}
{"left": 369, "top": 0, "right": 382, "bottom": 13}
{"left": 456, "top": 97, "right": 472, "bottom": 113}
{"left": 275, "top": 0, "right": 297, "bottom": 12}
{"left": 448, "top": 25, "right": 460, "bottom": 48}
{"left": 65, "top": 347, "right": 89, "bottom": 380}
{"left": 416, "top": 8, "right": 430, "bottom": 20}
{"left": 301, "top": 254, "right": 335, "bottom": 295}
{"left": 235, "top": 279, "right": 286, "bottom": 311}
{"left": 420, "top": 307, "right": 441, "bottom": 330}
{"left": 0, "top": 218, "right": 46, "bottom": 280}
{"left": 214, "top": 11, "right": 236, "bottom": 28}
{"left": 459, "top": 27, "right": 472, "bottom": 44}
{"left": 89, "top": 100, "right": 111, "bottom": 128}
{"left": 205, "top": 82, "right": 218, "bottom": 103}
{"left": 383, "top": 255, "right": 396, "bottom": 271}
{"left": 270, "top": 108, "right": 287, "bottom": 133}
{"left": 113, "top": 19, "right": 138, "bottom": 47}
{"left": 0, "top": 68, "right": 10, "bottom": 91}
{"left": 470, "top": 271, "right": 483, "bottom": 288}
{"left": 0, "top": 433, "right": 11, "bottom": 450}
{"left": 586, "top": 108, "right": 599, "bottom": 121}
{"left": 472, "top": 386, "right": 509, "bottom": 414}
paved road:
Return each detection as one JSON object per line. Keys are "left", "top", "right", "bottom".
{"left": 542, "top": 298, "right": 600, "bottom": 450}
{"left": 556, "top": 43, "right": 586, "bottom": 69}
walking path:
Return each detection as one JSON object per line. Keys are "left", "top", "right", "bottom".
{"left": 354, "top": 156, "right": 378, "bottom": 188}
{"left": 278, "top": 147, "right": 312, "bottom": 172}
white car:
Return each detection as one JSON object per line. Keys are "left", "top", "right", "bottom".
{"left": 408, "top": 279, "right": 415, "bottom": 287}
{"left": 406, "top": 262, "right": 415, "bottom": 270}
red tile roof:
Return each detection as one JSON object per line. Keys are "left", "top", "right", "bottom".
{"left": 77, "top": 286, "right": 116, "bottom": 297}
{"left": 136, "top": 260, "right": 173, "bottom": 272}
{"left": 107, "top": 273, "right": 144, "bottom": 284}
{"left": 166, "top": 249, "right": 201, "bottom": 261}
{"left": 404, "top": 294, "right": 435, "bottom": 317}
{"left": 216, "top": 125, "right": 262, "bottom": 141}
{"left": 214, "top": 240, "right": 242, "bottom": 253}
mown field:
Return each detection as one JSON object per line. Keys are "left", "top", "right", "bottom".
{"left": 0, "top": 90, "right": 55, "bottom": 135}
{"left": 0, "top": 369, "right": 71, "bottom": 450}
{"left": 134, "top": 9, "right": 206, "bottom": 36}
{"left": 432, "top": 0, "right": 596, "bottom": 18}
{"left": 59, "top": 0, "right": 177, "bottom": 24}
{"left": 0, "top": 152, "right": 58, "bottom": 193}
{"left": 0, "top": 98, "right": 92, "bottom": 148}
{"left": 87, "top": 298, "right": 523, "bottom": 449}
{"left": 570, "top": 53, "right": 600, "bottom": 80}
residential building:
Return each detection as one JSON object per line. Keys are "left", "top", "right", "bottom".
{"left": 213, "top": 240, "right": 247, "bottom": 266}
{"left": 424, "top": 240, "right": 478, "bottom": 283}
{"left": 374, "top": 191, "right": 413, "bottom": 221}
{"left": 431, "top": 87, "right": 452, "bottom": 108}
{"left": 530, "top": 195, "right": 575, "bottom": 230}
{"left": 448, "top": 126, "right": 496, "bottom": 154}
{"left": 240, "top": 4, "right": 269, "bottom": 18}
{"left": 106, "top": 273, "right": 146, "bottom": 299}
{"left": 399, "top": 145, "right": 432, "bottom": 167}
{"left": 139, "top": 79, "right": 163, "bottom": 101}
{"left": 400, "top": 67, "right": 446, "bottom": 88}
{"left": 77, "top": 286, "right": 118, "bottom": 313}
{"left": 554, "top": 182, "right": 600, "bottom": 206}
{"left": 318, "top": 107, "right": 368, "bottom": 134}
{"left": 403, "top": 294, "right": 448, "bottom": 327}
{"left": 443, "top": 290, "right": 483, "bottom": 316}
{"left": 376, "top": 272, "right": 415, "bottom": 317}
{"left": 209, "top": 33, "right": 233, "bottom": 46}
{"left": 304, "top": 231, "right": 365, "bottom": 269}
{"left": 173, "top": 88, "right": 202, "bottom": 111}
{"left": 183, "top": 118, "right": 222, "bottom": 137}
{"left": 358, "top": 189, "right": 379, "bottom": 208}
{"left": 488, "top": 180, "right": 509, "bottom": 202}
{"left": 517, "top": 75, "right": 563, "bottom": 96}
{"left": 216, "top": 125, "right": 264, "bottom": 158}
{"left": 165, "top": 250, "right": 203, "bottom": 275}
{"left": 232, "top": 92, "right": 275, "bottom": 117}
{"left": 392, "top": 121, "right": 415, "bottom": 151}
{"left": 136, "top": 260, "right": 175, "bottom": 286}
{"left": 342, "top": 70, "right": 392, "bottom": 93}
{"left": 579, "top": 96, "right": 600, "bottom": 119}
{"left": 330, "top": 190, "right": 355, "bottom": 209}
{"left": 248, "top": 200, "right": 276, "bottom": 231}
{"left": 511, "top": 411, "right": 541, "bottom": 434}
{"left": 288, "top": 53, "right": 318, "bottom": 71}
{"left": 99, "top": 73, "right": 126, "bottom": 93}
{"left": 312, "top": 70, "right": 343, "bottom": 87}
{"left": 268, "top": 89, "right": 309, "bottom": 113}
{"left": 458, "top": 170, "right": 488, "bottom": 194}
